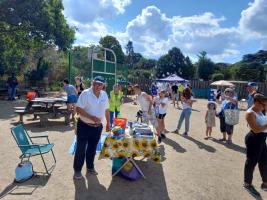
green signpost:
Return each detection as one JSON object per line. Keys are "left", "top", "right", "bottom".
{"left": 88, "top": 46, "right": 117, "bottom": 94}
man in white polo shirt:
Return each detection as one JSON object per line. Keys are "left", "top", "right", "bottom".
{"left": 73, "top": 76, "right": 110, "bottom": 179}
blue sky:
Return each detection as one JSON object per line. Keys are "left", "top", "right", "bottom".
{"left": 63, "top": 0, "right": 267, "bottom": 63}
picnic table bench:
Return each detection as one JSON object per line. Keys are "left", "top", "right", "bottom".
{"left": 15, "top": 110, "right": 28, "bottom": 123}
{"left": 57, "top": 108, "right": 73, "bottom": 125}
{"left": 34, "top": 111, "right": 50, "bottom": 127}
{"left": 14, "top": 96, "right": 68, "bottom": 126}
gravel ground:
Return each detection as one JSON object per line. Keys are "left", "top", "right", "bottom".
{"left": 0, "top": 99, "right": 266, "bottom": 200}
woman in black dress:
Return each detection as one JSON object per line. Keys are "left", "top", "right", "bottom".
{"left": 75, "top": 76, "right": 85, "bottom": 96}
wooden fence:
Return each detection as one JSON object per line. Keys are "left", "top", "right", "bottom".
{"left": 129, "top": 78, "right": 267, "bottom": 99}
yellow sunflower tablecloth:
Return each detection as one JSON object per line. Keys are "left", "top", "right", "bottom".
{"left": 99, "top": 135, "right": 160, "bottom": 163}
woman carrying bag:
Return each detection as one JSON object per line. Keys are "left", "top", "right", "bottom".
{"left": 244, "top": 93, "right": 267, "bottom": 198}
{"left": 218, "top": 88, "right": 238, "bottom": 144}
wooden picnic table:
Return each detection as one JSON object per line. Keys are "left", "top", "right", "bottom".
{"left": 31, "top": 96, "right": 67, "bottom": 117}
{"left": 31, "top": 97, "right": 67, "bottom": 105}
{"left": 14, "top": 97, "right": 69, "bottom": 126}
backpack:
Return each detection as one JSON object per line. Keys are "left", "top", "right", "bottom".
{"left": 14, "top": 161, "right": 34, "bottom": 183}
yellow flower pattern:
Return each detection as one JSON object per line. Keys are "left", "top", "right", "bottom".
{"left": 99, "top": 135, "right": 160, "bottom": 163}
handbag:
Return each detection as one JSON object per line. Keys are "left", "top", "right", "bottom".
{"left": 14, "top": 160, "right": 34, "bottom": 183}
{"left": 224, "top": 104, "right": 239, "bottom": 126}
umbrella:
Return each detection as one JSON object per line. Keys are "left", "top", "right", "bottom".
{"left": 210, "top": 80, "right": 234, "bottom": 87}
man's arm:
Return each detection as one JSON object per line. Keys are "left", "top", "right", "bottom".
{"left": 105, "top": 109, "right": 110, "bottom": 131}
{"left": 145, "top": 94, "right": 153, "bottom": 113}
{"left": 76, "top": 106, "right": 101, "bottom": 124}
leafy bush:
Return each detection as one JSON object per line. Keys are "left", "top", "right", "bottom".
{"left": 212, "top": 73, "right": 224, "bottom": 81}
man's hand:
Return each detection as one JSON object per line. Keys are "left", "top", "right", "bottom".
{"left": 92, "top": 116, "right": 101, "bottom": 124}
{"left": 106, "top": 123, "right": 110, "bottom": 132}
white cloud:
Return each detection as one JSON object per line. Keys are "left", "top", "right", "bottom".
{"left": 63, "top": 0, "right": 131, "bottom": 23}
{"left": 62, "top": 1, "right": 267, "bottom": 63}
{"left": 69, "top": 20, "right": 109, "bottom": 46}
{"left": 239, "top": 0, "right": 267, "bottom": 37}
{"left": 63, "top": 0, "right": 131, "bottom": 46}
{"left": 118, "top": 6, "right": 241, "bottom": 61}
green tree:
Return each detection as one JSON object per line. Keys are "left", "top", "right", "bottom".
{"left": 72, "top": 46, "right": 91, "bottom": 78}
{"left": 197, "top": 51, "right": 215, "bottom": 81}
{"left": 242, "top": 50, "right": 267, "bottom": 64}
{"left": 135, "top": 58, "right": 157, "bottom": 70}
{"left": 214, "top": 63, "right": 232, "bottom": 80}
{"left": 211, "top": 73, "right": 224, "bottom": 81}
{"left": 0, "top": 0, "right": 75, "bottom": 75}
{"left": 0, "top": 0, "right": 75, "bottom": 50}
{"left": 132, "top": 53, "right": 143, "bottom": 64}
{"left": 99, "top": 35, "right": 125, "bottom": 64}
{"left": 125, "top": 40, "right": 134, "bottom": 69}
{"left": 184, "top": 56, "right": 195, "bottom": 79}
{"left": 26, "top": 57, "right": 51, "bottom": 83}
{"left": 235, "top": 62, "right": 265, "bottom": 81}
{"left": 156, "top": 47, "right": 194, "bottom": 79}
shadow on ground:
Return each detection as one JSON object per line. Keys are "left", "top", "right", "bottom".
{"left": 0, "top": 100, "right": 26, "bottom": 121}
{"left": 0, "top": 174, "right": 50, "bottom": 199}
{"left": 23, "top": 121, "right": 75, "bottom": 133}
{"left": 162, "top": 137, "right": 186, "bottom": 153}
{"left": 74, "top": 161, "right": 170, "bottom": 200}
{"left": 9, "top": 120, "right": 75, "bottom": 134}
{"left": 211, "top": 138, "right": 246, "bottom": 154}
{"left": 178, "top": 134, "right": 216, "bottom": 153}
{"left": 159, "top": 145, "right": 167, "bottom": 162}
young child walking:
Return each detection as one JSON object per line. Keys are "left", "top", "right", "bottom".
{"left": 205, "top": 101, "right": 217, "bottom": 139}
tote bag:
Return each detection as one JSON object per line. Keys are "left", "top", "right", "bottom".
{"left": 224, "top": 103, "right": 239, "bottom": 126}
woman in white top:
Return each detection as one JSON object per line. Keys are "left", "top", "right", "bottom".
{"left": 154, "top": 90, "right": 169, "bottom": 143}
{"left": 243, "top": 93, "right": 267, "bottom": 197}
{"left": 133, "top": 85, "right": 160, "bottom": 139}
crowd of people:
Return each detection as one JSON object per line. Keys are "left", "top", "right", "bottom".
{"left": 134, "top": 81, "right": 267, "bottom": 198}
{"left": 5, "top": 73, "right": 267, "bottom": 197}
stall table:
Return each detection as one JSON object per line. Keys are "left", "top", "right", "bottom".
{"left": 99, "top": 129, "right": 160, "bottom": 179}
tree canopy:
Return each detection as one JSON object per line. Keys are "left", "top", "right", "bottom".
{"left": 99, "top": 35, "right": 125, "bottom": 64}
{"left": 0, "top": 0, "right": 75, "bottom": 74}
{"left": 197, "top": 51, "right": 215, "bottom": 81}
{"left": 156, "top": 47, "right": 195, "bottom": 79}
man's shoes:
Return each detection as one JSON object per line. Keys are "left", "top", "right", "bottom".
{"left": 161, "top": 133, "right": 166, "bottom": 139}
{"left": 73, "top": 171, "right": 83, "bottom": 180}
{"left": 87, "top": 168, "right": 98, "bottom": 175}
{"left": 261, "top": 183, "right": 267, "bottom": 191}
{"left": 158, "top": 136, "right": 162, "bottom": 144}
{"left": 183, "top": 132, "right": 188, "bottom": 136}
{"left": 243, "top": 183, "right": 261, "bottom": 197}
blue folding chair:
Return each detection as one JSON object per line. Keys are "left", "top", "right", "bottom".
{"left": 11, "top": 124, "right": 56, "bottom": 175}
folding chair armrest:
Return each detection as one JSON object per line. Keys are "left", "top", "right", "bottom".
{"left": 19, "top": 144, "right": 39, "bottom": 147}
{"left": 30, "top": 135, "right": 51, "bottom": 144}
{"left": 19, "top": 144, "right": 46, "bottom": 148}
{"left": 30, "top": 135, "right": 48, "bottom": 139}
